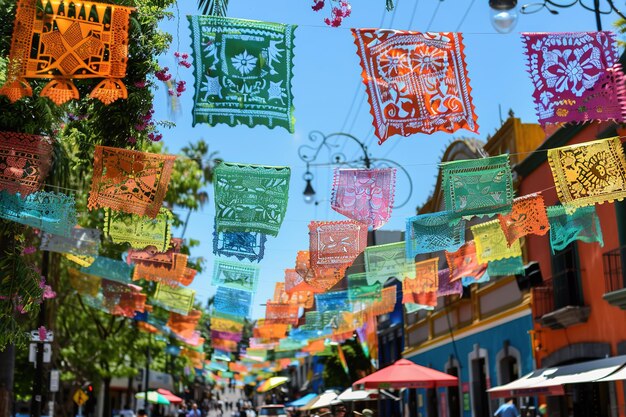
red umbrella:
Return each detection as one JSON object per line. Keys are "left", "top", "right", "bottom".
{"left": 352, "top": 359, "right": 458, "bottom": 389}
{"left": 156, "top": 388, "right": 183, "bottom": 404}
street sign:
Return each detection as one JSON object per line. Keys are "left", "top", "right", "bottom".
{"left": 50, "top": 370, "right": 60, "bottom": 392}
{"left": 30, "top": 330, "right": 54, "bottom": 342}
{"left": 73, "top": 389, "right": 88, "bottom": 406}
{"left": 29, "top": 343, "right": 51, "bottom": 364}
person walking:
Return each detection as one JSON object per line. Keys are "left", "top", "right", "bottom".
{"left": 187, "top": 403, "right": 202, "bottom": 417}
{"left": 494, "top": 398, "right": 520, "bottom": 417}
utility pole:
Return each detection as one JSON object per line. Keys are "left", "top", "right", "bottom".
{"left": 31, "top": 250, "right": 50, "bottom": 417}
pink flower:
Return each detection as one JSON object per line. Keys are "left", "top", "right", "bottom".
{"left": 39, "top": 275, "right": 46, "bottom": 289}
{"left": 128, "top": 137, "right": 137, "bottom": 145}
{"left": 312, "top": 0, "right": 325, "bottom": 11}
{"left": 38, "top": 326, "right": 47, "bottom": 341}
{"left": 134, "top": 80, "right": 147, "bottom": 88}
{"left": 22, "top": 246, "right": 36, "bottom": 255}
{"left": 43, "top": 285, "right": 56, "bottom": 300}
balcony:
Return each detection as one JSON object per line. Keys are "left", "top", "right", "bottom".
{"left": 602, "top": 247, "right": 626, "bottom": 310}
{"left": 531, "top": 271, "right": 590, "bottom": 329}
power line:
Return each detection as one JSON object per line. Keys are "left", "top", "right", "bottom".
{"left": 426, "top": 0, "right": 443, "bottom": 31}
{"left": 456, "top": 0, "right": 477, "bottom": 31}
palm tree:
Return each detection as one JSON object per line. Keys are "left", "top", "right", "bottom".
{"left": 196, "top": 0, "right": 229, "bottom": 16}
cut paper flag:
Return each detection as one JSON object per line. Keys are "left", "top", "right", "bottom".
{"left": 315, "top": 290, "right": 350, "bottom": 314}
{"left": 212, "top": 259, "right": 260, "bottom": 293}
{"left": 547, "top": 205, "right": 604, "bottom": 253}
{"left": 214, "top": 162, "right": 291, "bottom": 236}
{"left": 364, "top": 241, "right": 413, "bottom": 284}
{"left": 402, "top": 258, "right": 438, "bottom": 306}
{"left": 295, "top": 250, "right": 343, "bottom": 291}
{"left": 88, "top": 146, "right": 176, "bottom": 219}
{"left": 64, "top": 254, "right": 95, "bottom": 268}
{"left": 472, "top": 220, "right": 522, "bottom": 264}
{"left": 81, "top": 256, "right": 133, "bottom": 284}
{"left": 188, "top": 15, "right": 296, "bottom": 132}
{"left": 309, "top": 220, "right": 368, "bottom": 271}
{"left": 214, "top": 286, "right": 253, "bottom": 318}
{"left": 167, "top": 310, "right": 202, "bottom": 340}
{"left": 101, "top": 280, "right": 146, "bottom": 317}
{"left": 126, "top": 238, "right": 183, "bottom": 267}
{"left": 0, "top": 132, "right": 53, "bottom": 196}
{"left": 521, "top": 31, "right": 626, "bottom": 128}
{"left": 0, "top": 0, "right": 133, "bottom": 105}
{"left": 133, "top": 253, "right": 190, "bottom": 286}
{"left": 347, "top": 272, "right": 382, "bottom": 303}
{"left": 153, "top": 283, "right": 196, "bottom": 315}
{"left": 462, "top": 270, "right": 490, "bottom": 287}
{"left": 213, "top": 225, "right": 267, "bottom": 262}
{"left": 211, "top": 314, "right": 245, "bottom": 333}
{"left": 441, "top": 154, "right": 513, "bottom": 218}
{"left": 331, "top": 168, "right": 396, "bottom": 229}
{"left": 351, "top": 30, "right": 478, "bottom": 144}
{"left": 404, "top": 303, "right": 435, "bottom": 314}
{"left": 253, "top": 323, "right": 289, "bottom": 339}
{"left": 406, "top": 211, "right": 465, "bottom": 258}
{"left": 487, "top": 256, "right": 525, "bottom": 277}
{"left": 436, "top": 268, "right": 463, "bottom": 297}
{"left": 498, "top": 193, "right": 550, "bottom": 246}
{"left": 264, "top": 301, "right": 299, "bottom": 325}
{"left": 547, "top": 137, "right": 626, "bottom": 211}
{"left": 367, "top": 286, "right": 397, "bottom": 316}
{"left": 445, "top": 241, "right": 488, "bottom": 283}
{"left": 212, "top": 330, "right": 242, "bottom": 343}
{"left": 68, "top": 268, "right": 101, "bottom": 297}
{"left": 0, "top": 191, "right": 76, "bottom": 237}
{"left": 284, "top": 268, "right": 323, "bottom": 294}
{"left": 104, "top": 208, "right": 173, "bottom": 252}
{"left": 40, "top": 227, "right": 101, "bottom": 257}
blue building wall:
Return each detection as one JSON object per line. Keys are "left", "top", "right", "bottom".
{"left": 405, "top": 313, "right": 534, "bottom": 417}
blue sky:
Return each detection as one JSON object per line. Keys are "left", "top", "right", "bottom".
{"left": 153, "top": 0, "right": 624, "bottom": 318}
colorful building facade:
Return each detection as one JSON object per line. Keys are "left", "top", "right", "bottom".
{"left": 515, "top": 119, "right": 626, "bottom": 417}
{"left": 403, "top": 117, "right": 545, "bottom": 417}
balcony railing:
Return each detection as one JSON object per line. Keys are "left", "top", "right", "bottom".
{"left": 532, "top": 280, "right": 554, "bottom": 320}
{"left": 532, "top": 269, "right": 584, "bottom": 319}
{"left": 603, "top": 247, "right": 626, "bottom": 293}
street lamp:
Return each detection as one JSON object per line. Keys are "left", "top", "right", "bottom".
{"left": 519, "top": 0, "right": 626, "bottom": 31}
{"left": 489, "top": 0, "right": 519, "bottom": 33}
{"left": 303, "top": 168, "right": 316, "bottom": 204}
{"left": 297, "top": 131, "right": 413, "bottom": 208}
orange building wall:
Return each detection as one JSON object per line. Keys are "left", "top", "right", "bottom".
{"left": 518, "top": 122, "right": 626, "bottom": 415}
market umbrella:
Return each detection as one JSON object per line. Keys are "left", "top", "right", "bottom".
{"left": 285, "top": 393, "right": 317, "bottom": 408}
{"left": 257, "top": 376, "right": 289, "bottom": 393}
{"left": 337, "top": 387, "right": 378, "bottom": 402}
{"left": 135, "top": 391, "right": 171, "bottom": 405}
{"left": 156, "top": 389, "right": 183, "bottom": 404}
{"left": 352, "top": 359, "right": 458, "bottom": 389}
{"left": 300, "top": 390, "right": 338, "bottom": 410}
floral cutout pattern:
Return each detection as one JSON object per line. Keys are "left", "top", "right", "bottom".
{"left": 331, "top": 168, "right": 396, "bottom": 230}
{"left": 522, "top": 32, "right": 626, "bottom": 128}
{"left": 498, "top": 193, "right": 550, "bottom": 246}
{"left": 214, "top": 162, "right": 291, "bottom": 237}
{"left": 212, "top": 259, "right": 260, "bottom": 293}
{"left": 308, "top": 220, "right": 368, "bottom": 272}
{"left": 472, "top": 219, "right": 522, "bottom": 264}
{"left": 295, "top": 250, "right": 344, "bottom": 291}
{"left": 188, "top": 15, "right": 296, "bottom": 132}
{"left": 406, "top": 211, "right": 466, "bottom": 258}
{"left": 352, "top": 30, "right": 478, "bottom": 144}
{"left": 104, "top": 208, "right": 173, "bottom": 252}
{"left": 441, "top": 154, "right": 514, "bottom": 218}
{"left": 213, "top": 224, "right": 267, "bottom": 262}
{"left": 0, "top": 132, "right": 53, "bottom": 196}
{"left": 402, "top": 258, "right": 438, "bottom": 307}
{"left": 548, "top": 137, "right": 626, "bottom": 212}
{"left": 0, "top": 191, "right": 76, "bottom": 237}
{"left": 445, "top": 241, "right": 488, "bottom": 283}
{"left": 214, "top": 286, "right": 253, "bottom": 318}
{"left": 547, "top": 205, "right": 604, "bottom": 254}
{"left": 0, "top": 0, "right": 133, "bottom": 105}
{"left": 88, "top": 146, "right": 176, "bottom": 219}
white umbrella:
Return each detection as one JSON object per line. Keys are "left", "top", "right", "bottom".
{"left": 300, "top": 390, "right": 338, "bottom": 410}
{"left": 337, "top": 387, "right": 378, "bottom": 402}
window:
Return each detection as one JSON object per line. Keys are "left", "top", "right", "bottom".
{"left": 551, "top": 243, "right": 584, "bottom": 309}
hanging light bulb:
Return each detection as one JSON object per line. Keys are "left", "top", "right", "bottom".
{"left": 303, "top": 171, "right": 316, "bottom": 204}
{"left": 489, "top": 0, "right": 518, "bottom": 34}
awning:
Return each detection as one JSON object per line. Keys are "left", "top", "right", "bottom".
{"left": 488, "top": 355, "right": 626, "bottom": 398}
{"left": 285, "top": 393, "right": 317, "bottom": 407}
{"left": 156, "top": 389, "right": 183, "bottom": 404}
{"left": 595, "top": 365, "right": 626, "bottom": 382}
{"left": 337, "top": 388, "right": 378, "bottom": 402}
{"left": 300, "top": 390, "right": 338, "bottom": 410}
